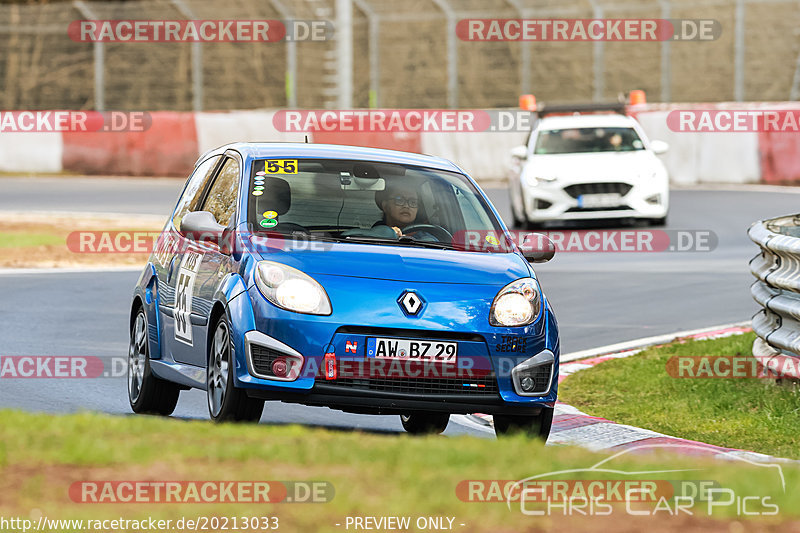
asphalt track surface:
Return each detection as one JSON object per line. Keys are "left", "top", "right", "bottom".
{"left": 1, "top": 176, "right": 797, "bottom": 436}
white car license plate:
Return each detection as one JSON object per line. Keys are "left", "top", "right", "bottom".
{"left": 366, "top": 337, "right": 457, "bottom": 363}
{"left": 578, "top": 193, "right": 622, "bottom": 208}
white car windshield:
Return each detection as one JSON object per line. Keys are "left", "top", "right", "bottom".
{"left": 534, "top": 126, "right": 644, "bottom": 154}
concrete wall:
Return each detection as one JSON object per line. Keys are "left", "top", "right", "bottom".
{"left": 6, "top": 103, "right": 800, "bottom": 185}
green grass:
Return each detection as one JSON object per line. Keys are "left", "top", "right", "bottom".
{"left": 559, "top": 332, "right": 800, "bottom": 459}
{"left": 0, "top": 231, "right": 63, "bottom": 248}
{"left": 1, "top": 409, "right": 799, "bottom": 531}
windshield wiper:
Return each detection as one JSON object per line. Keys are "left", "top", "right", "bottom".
{"left": 397, "top": 236, "right": 456, "bottom": 250}
{"left": 253, "top": 231, "right": 330, "bottom": 242}
{"left": 340, "top": 235, "right": 456, "bottom": 250}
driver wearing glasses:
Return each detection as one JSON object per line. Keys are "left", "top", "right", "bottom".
{"left": 375, "top": 183, "right": 420, "bottom": 238}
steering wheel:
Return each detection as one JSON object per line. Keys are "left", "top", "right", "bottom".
{"left": 402, "top": 224, "right": 453, "bottom": 243}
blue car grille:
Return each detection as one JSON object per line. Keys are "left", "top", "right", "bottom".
{"left": 529, "top": 364, "right": 553, "bottom": 394}
{"left": 251, "top": 345, "right": 282, "bottom": 377}
{"left": 320, "top": 374, "right": 500, "bottom": 396}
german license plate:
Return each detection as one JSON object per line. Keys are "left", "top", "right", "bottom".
{"left": 577, "top": 193, "right": 622, "bottom": 208}
{"left": 366, "top": 337, "right": 457, "bottom": 363}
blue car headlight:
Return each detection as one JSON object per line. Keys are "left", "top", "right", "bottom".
{"left": 489, "top": 278, "right": 540, "bottom": 327}
{"left": 255, "top": 261, "right": 332, "bottom": 315}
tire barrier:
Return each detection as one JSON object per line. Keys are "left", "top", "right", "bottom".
{"left": 749, "top": 214, "right": 800, "bottom": 379}
{"left": 62, "top": 111, "right": 199, "bottom": 177}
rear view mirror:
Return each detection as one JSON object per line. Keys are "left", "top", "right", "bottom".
{"left": 520, "top": 233, "right": 556, "bottom": 263}
{"left": 341, "top": 175, "right": 385, "bottom": 191}
{"left": 511, "top": 145, "right": 528, "bottom": 160}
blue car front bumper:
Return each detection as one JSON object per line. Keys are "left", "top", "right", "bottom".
{"left": 226, "top": 274, "right": 559, "bottom": 416}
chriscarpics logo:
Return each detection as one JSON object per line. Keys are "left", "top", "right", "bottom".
{"left": 458, "top": 443, "right": 784, "bottom": 518}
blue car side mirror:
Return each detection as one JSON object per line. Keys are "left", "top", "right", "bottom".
{"left": 521, "top": 233, "right": 556, "bottom": 263}
{"left": 180, "top": 211, "right": 226, "bottom": 246}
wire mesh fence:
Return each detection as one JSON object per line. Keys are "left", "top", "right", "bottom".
{"left": 1, "top": 0, "right": 799, "bottom": 111}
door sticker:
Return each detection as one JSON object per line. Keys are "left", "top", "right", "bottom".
{"left": 174, "top": 251, "right": 202, "bottom": 346}
{"left": 153, "top": 231, "right": 176, "bottom": 268}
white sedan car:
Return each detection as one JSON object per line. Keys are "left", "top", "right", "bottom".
{"left": 507, "top": 113, "right": 669, "bottom": 228}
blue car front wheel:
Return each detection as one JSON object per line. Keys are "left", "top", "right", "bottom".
{"left": 494, "top": 407, "right": 554, "bottom": 440}
{"left": 207, "top": 314, "right": 264, "bottom": 423}
{"left": 400, "top": 412, "right": 450, "bottom": 435}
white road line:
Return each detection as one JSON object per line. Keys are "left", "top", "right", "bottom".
{"left": 670, "top": 183, "right": 800, "bottom": 194}
{"left": 560, "top": 321, "right": 751, "bottom": 362}
{"left": 449, "top": 414, "right": 495, "bottom": 435}
{"left": 0, "top": 209, "right": 165, "bottom": 223}
{"left": 0, "top": 266, "right": 142, "bottom": 275}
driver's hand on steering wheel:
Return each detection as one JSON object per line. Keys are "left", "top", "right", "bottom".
{"left": 391, "top": 226, "right": 403, "bottom": 238}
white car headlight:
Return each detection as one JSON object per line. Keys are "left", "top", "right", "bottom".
{"left": 255, "top": 261, "right": 332, "bottom": 315}
{"left": 490, "top": 278, "right": 541, "bottom": 327}
{"left": 523, "top": 172, "right": 557, "bottom": 187}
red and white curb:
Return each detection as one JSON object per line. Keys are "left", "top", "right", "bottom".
{"left": 458, "top": 324, "right": 795, "bottom": 463}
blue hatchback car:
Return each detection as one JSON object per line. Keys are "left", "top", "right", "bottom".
{"left": 128, "top": 143, "right": 559, "bottom": 437}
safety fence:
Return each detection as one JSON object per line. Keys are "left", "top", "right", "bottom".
{"left": 750, "top": 214, "right": 800, "bottom": 380}
{"left": 4, "top": 0, "right": 800, "bottom": 111}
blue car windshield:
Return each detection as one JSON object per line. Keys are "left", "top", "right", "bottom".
{"left": 247, "top": 158, "right": 505, "bottom": 252}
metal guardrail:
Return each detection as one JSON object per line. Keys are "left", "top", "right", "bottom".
{"left": 749, "top": 214, "right": 800, "bottom": 379}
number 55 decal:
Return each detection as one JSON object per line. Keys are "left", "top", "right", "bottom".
{"left": 264, "top": 159, "right": 298, "bottom": 174}
{"left": 174, "top": 251, "right": 202, "bottom": 346}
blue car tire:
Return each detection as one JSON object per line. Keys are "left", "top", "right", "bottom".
{"left": 207, "top": 314, "right": 264, "bottom": 423}
{"left": 128, "top": 306, "right": 181, "bottom": 416}
{"left": 399, "top": 412, "right": 450, "bottom": 435}
{"left": 494, "top": 407, "right": 554, "bottom": 439}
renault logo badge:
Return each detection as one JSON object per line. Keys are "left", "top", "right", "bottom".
{"left": 398, "top": 291, "right": 425, "bottom": 316}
